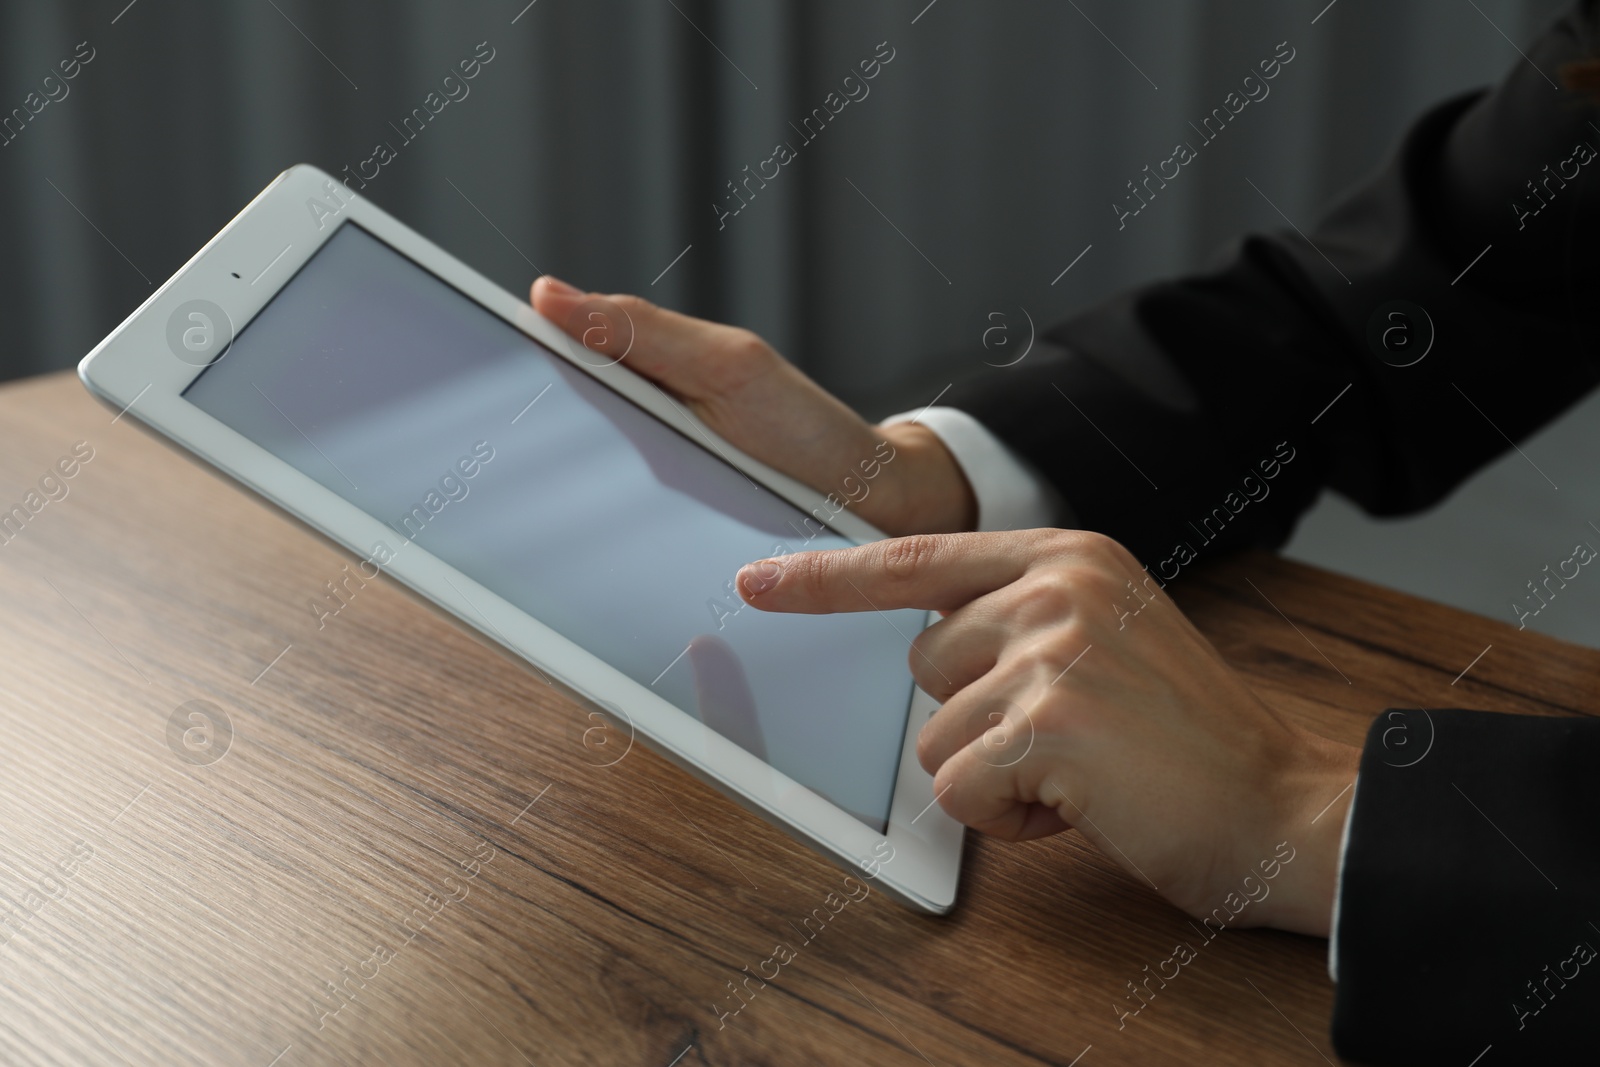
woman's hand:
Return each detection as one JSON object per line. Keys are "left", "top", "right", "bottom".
{"left": 531, "top": 276, "right": 977, "bottom": 535}
{"left": 736, "top": 528, "right": 1362, "bottom": 936}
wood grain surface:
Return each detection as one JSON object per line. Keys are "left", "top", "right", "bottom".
{"left": 1, "top": 370, "right": 1595, "bottom": 1066}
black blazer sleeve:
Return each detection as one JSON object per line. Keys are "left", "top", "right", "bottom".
{"left": 1331, "top": 708, "right": 1600, "bottom": 1064}
{"left": 945, "top": 2, "right": 1600, "bottom": 567}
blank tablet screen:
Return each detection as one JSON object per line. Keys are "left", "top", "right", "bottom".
{"left": 183, "top": 223, "right": 919, "bottom": 831}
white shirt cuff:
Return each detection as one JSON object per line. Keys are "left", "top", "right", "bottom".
{"left": 880, "top": 407, "right": 1070, "bottom": 533}
{"left": 1328, "top": 776, "right": 1359, "bottom": 982}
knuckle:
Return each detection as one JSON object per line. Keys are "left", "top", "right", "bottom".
{"left": 707, "top": 328, "right": 777, "bottom": 392}
{"left": 604, "top": 292, "right": 652, "bottom": 318}
{"left": 914, "top": 725, "right": 941, "bottom": 774}
{"left": 787, "top": 553, "right": 829, "bottom": 601}
{"left": 1014, "top": 569, "right": 1075, "bottom": 620}
{"left": 1104, "top": 539, "right": 1146, "bottom": 577}
{"left": 1007, "top": 636, "right": 1061, "bottom": 676}
{"left": 914, "top": 671, "right": 957, "bottom": 703}
{"left": 1035, "top": 528, "right": 1082, "bottom": 557}
{"left": 723, "top": 327, "right": 772, "bottom": 361}
{"left": 1033, "top": 527, "right": 1088, "bottom": 556}
{"left": 572, "top": 295, "right": 641, "bottom": 355}
{"left": 908, "top": 624, "right": 962, "bottom": 700}
{"left": 794, "top": 547, "right": 861, "bottom": 606}
{"left": 880, "top": 534, "right": 941, "bottom": 583}
{"left": 1076, "top": 563, "right": 1126, "bottom": 602}
{"left": 1013, "top": 562, "right": 1132, "bottom": 627}
{"left": 1079, "top": 529, "right": 1145, "bottom": 577}
{"left": 1078, "top": 529, "right": 1120, "bottom": 553}
{"left": 1065, "top": 528, "right": 1121, "bottom": 563}
{"left": 1044, "top": 527, "right": 1125, "bottom": 567}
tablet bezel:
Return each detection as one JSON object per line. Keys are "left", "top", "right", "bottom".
{"left": 77, "top": 164, "right": 964, "bottom": 913}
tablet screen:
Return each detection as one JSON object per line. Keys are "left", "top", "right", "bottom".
{"left": 183, "top": 223, "right": 920, "bottom": 832}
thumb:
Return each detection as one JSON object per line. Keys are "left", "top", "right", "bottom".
{"left": 530, "top": 276, "right": 760, "bottom": 400}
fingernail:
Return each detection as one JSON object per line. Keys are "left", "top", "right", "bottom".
{"left": 541, "top": 275, "right": 581, "bottom": 297}
{"left": 738, "top": 560, "right": 782, "bottom": 597}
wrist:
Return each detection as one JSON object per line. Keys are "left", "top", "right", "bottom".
{"left": 873, "top": 421, "right": 978, "bottom": 535}
{"left": 1251, "top": 731, "right": 1362, "bottom": 937}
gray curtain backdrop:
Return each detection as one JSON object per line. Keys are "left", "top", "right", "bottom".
{"left": 0, "top": 0, "right": 1568, "bottom": 413}
{"left": 6, "top": 0, "right": 1594, "bottom": 645}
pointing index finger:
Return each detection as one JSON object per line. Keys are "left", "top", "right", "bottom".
{"left": 736, "top": 531, "right": 1043, "bottom": 615}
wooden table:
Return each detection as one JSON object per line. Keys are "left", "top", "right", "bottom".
{"left": 2, "top": 370, "right": 1595, "bottom": 1067}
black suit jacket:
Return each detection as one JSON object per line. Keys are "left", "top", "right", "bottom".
{"left": 944, "top": 3, "right": 1600, "bottom": 1062}
{"left": 949, "top": 5, "right": 1600, "bottom": 573}
{"left": 1335, "top": 708, "right": 1600, "bottom": 1063}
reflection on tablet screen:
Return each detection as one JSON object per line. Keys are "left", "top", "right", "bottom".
{"left": 183, "top": 223, "right": 919, "bottom": 832}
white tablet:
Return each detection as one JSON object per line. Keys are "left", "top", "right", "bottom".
{"left": 78, "top": 164, "right": 963, "bottom": 913}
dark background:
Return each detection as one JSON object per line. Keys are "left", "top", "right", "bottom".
{"left": 0, "top": 0, "right": 1568, "bottom": 410}
{"left": 5, "top": 0, "right": 1596, "bottom": 645}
